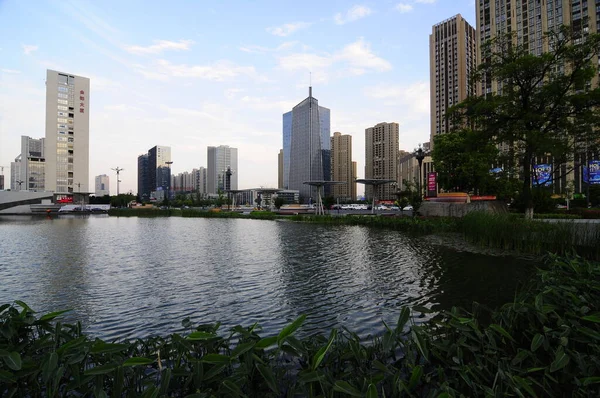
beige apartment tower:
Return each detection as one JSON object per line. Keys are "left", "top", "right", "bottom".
{"left": 44, "top": 70, "right": 90, "bottom": 196}
{"left": 476, "top": 0, "right": 599, "bottom": 95}
{"left": 330, "top": 132, "right": 356, "bottom": 201}
{"left": 430, "top": 14, "right": 477, "bottom": 147}
{"left": 365, "top": 122, "right": 399, "bottom": 201}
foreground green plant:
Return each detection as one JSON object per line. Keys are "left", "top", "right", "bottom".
{"left": 2, "top": 255, "right": 599, "bottom": 396}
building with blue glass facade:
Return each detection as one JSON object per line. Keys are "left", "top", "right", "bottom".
{"left": 284, "top": 87, "right": 331, "bottom": 202}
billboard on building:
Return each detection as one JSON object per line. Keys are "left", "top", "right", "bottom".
{"left": 532, "top": 164, "right": 552, "bottom": 186}
{"left": 583, "top": 160, "right": 600, "bottom": 185}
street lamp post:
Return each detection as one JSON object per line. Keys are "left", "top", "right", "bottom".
{"left": 414, "top": 145, "right": 426, "bottom": 198}
{"left": 225, "top": 166, "right": 232, "bottom": 211}
{"left": 111, "top": 167, "right": 124, "bottom": 196}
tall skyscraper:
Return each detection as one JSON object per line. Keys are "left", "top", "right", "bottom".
{"left": 476, "top": 0, "right": 598, "bottom": 95}
{"left": 285, "top": 87, "right": 331, "bottom": 202}
{"left": 365, "top": 122, "right": 399, "bottom": 201}
{"left": 207, "top": 145, "right": 238, "bottom": 194}
{"left": 282, "top": 112, "right": 292, "bottom": 189}
{"left": 11, "top": 136, "right": 46, "bottom": 192}
{"left": 137, "top": 153, "right": 149, "bottom": 200}
{"left": 330, "top": 132, "right": 356, "bottom": 201}
{"left": 430, "top": 14, "right": 476, "bottom": 147}
{"left": 95, "top": 174, "right": 110, "bottom": 196}
{"left": 148, "top": 145, "right": 171, "bottom": 195}
{"left": 44, "top": 70, "right": 90, "bottom": 197}
{"left": 278, "top": 149, "right": 284, "bottom": 189}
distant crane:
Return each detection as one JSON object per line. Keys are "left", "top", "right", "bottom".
{"left": 111, "top": 167, "right": 124, "bottom": 196}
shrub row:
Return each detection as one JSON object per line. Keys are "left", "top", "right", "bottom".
{"left": 1, "top": 255, "right": 599, "bottom": 396}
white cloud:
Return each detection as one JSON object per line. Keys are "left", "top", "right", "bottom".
{"left": 1, "top": 69, "right": 21, "bottom": 74}
{"left": 395, "top": 3, "right": 414, "bottom": 13}
{"left": 224, "top": 88, "right": 245, "bottom": 99}
{"left": 125, "top": 39, "right": 194, "bottom": 55}
{"left": 278, "top": 38, "right": 391, "bottom": 82}
{"left": 133, "top": 60, "right": 270, "bottom": 83}
{"left": 338, "top": 38, "right": 392, "bottom": 74}
{"left": 239, "top": 41, "right": 297, "bottom": 54}
{"left": 266, "top": 22, "right": 311, "bottom": 37}
{"left": 415, "top": 0, "right": 436, "bottom": 3}
{"left": 239, "top": 96, "right": 297, "bottom": 112}
{"left": 334, "top": 5, "right": 372, "bottom": 25}
{"left": 22, "top": 44, "right": 38, "bottom": 55}
{"left": 365, "top": 81, "right": 430, "bottom": 116}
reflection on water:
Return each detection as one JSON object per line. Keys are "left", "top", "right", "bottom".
{"left": 0, "top": 216, "right": 535, "bottom": 340}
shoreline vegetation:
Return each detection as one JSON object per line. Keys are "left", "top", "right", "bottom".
{"left": 107, "top": 208, "right": 600, "bottom": 260}
{"left": 1, "top": 255, "right": 598, "bottom": 396}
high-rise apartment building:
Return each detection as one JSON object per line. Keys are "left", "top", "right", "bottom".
{"left": 476, "top": 0, "right": 599, "bottom": 95}
{"left": 430, "top": 14, "right": 477, "bottom": 147}
{"left": 95, "top": 174, "right": 109, "bottom": 196}
{"left": 330, "top": 132, "right": 356, "bottom": 201}
{"left": 285, "top": 87, "right": 331, "bottom": 201}
{"left": 44, "top": 70, "right": 90, "bottom": 197}
{"left": 207, "top": 145, "right": 238, "bottom": 194}
{"left": 193, "top": 167, "right": 207, "bottom": 195}
{"left": 278, "top": 149, "right": 284, "bottom": 189}
{"left": 10, "top": 160, "right": 21, "bottom": 191}
{"left": 10, "top": 136, "right": 46, "bottom": 192}
{"left": 365, "top": 122, "right": 399, "bottom": 201}
{"left": 137, "top": 153, "right": 149, "bottom": 200}
{"left": 148, "top": 145, "right": 171, "bottom": 195}
{"left": 476, "top": 0, "right": 599, "bottom": 195}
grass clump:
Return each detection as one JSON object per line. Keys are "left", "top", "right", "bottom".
{"left": 3, "top": 256, "right": 598, "bottom": 396}
{"left": 459, "top": 211, "right": 600, "bottom": 259}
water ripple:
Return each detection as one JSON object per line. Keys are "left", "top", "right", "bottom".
{"left": 0, "top": 216, "right": 535, "bottom": 340}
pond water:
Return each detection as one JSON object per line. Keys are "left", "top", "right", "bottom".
{"left": 0, "top": 215, "right": 536, "bottom": 340}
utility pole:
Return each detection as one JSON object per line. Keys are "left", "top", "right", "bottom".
{"left": 111, "top": 167, "right": 124, "bottom": 196}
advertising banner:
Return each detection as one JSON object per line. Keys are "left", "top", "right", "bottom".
{"left": 532, "top": 164, "right": 552, "bottom": 186}
{"left": 427, "top": 172, "right": 437, "bottom": 197}
{"left": 583, "top": 160, "right": 600, "bottom": 185}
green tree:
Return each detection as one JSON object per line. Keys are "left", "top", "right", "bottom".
{"left": 399, "top": 179, "right": 422, "bottom": 215}
{"left": 274, "top": 197, "right": 285, "bottom": 209}
{"left": 451, "top": 26, "right": 600, "bottom": 218}
{"left": 432, "top": 129, "right": 499, "bottom": 193}
{"left": 322, "top": 196, "right": 335, "bottom": 210}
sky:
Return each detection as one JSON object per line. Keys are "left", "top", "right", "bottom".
{"left": 0, "top": 0, "right": 475, "bottom": 195}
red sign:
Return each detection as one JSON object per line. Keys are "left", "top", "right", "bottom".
{"left": 79, "top": 90, "right": 86, "bottom": 114}
{"left": 427, "top": 172, "right": 437, "bottom": 197}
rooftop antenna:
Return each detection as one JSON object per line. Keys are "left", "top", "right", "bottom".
{"left": 309, "top": 71, "right": 312, "bottom": 97}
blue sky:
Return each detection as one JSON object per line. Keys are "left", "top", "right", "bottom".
{"left": 0, "top": 0, "right": 475, "bottom": 194}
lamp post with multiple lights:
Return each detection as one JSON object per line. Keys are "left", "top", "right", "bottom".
{"left": 414, "top": 145, "right": 426, "bottom": 199}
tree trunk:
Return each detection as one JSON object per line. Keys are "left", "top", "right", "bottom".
{"left": 522, "top": 152, "right": 534, "bottom": 220}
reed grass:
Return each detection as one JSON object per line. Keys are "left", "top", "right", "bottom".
{"left": 459, "top": 211, "right": 600, "bottom": 259}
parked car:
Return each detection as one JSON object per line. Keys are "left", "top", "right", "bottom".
{"left": 389, "top": 206, "right": 400, "bottom": 211}
{"left": 402, "top": 205, "right": 414, "bottom": 211}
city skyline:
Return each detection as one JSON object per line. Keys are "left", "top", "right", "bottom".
{"left": 0, "top": 0, "right": 476, "bottom": 195}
